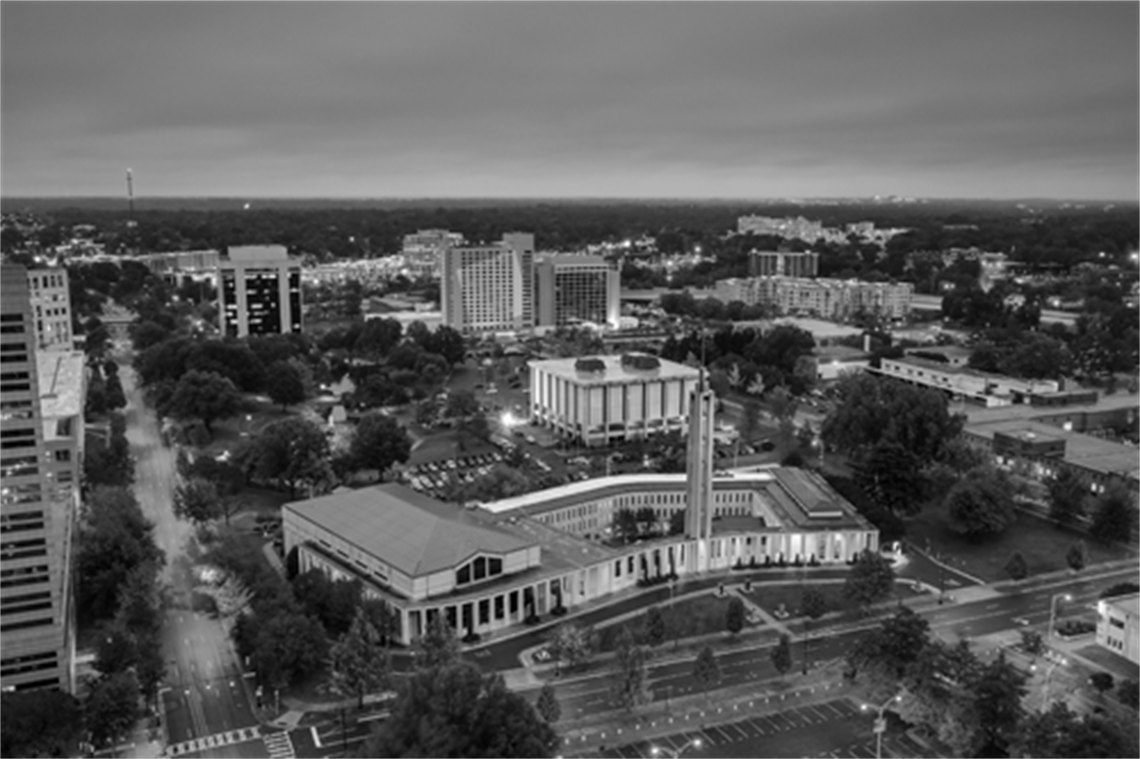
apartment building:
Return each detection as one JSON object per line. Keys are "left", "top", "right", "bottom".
{"left": 25, "top": 268, "right": 74, "bottom": 352}
{"left": 713, "top": 277, "right": 913, "bottom": 321}
{"left": 1, "top": 264, "right": 85, "bottom": 692}
{"left": 401, "top": 229, "right": 464, "bottom": 280}
{"left": 533, "top": 254, "right": 620, "bottom": 330}
{"left": 441, "top": 233, "right": 534, "bottom": 336}
{"left": 748, "top": 250, "right": 819, "bottom": 278}
{"left": 217, "top": 246, "right": 302, "bottom": 338}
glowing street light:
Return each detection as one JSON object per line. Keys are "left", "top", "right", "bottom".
{"left": 861, "top": 694, "right": 900, "bottom": 759}
{"left": 1048, "top": 593, "right": 1072, "bottom": 640}
{"left": 650, "top": 737, "right": 703, "bottom": 758}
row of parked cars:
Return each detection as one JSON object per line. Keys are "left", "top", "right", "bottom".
{"left": 402, "top": 452, "right": 506, "bottom": 496}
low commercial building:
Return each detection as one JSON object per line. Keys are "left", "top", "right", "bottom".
{"left": 714, "top": 277, "right": 913, "bottom": 321}
{"left": 1096, "top": 593, "right": 1139, "bottom": 664}
{"left": 876, "top": 357, "right": 1059, "bottom": 407}
{"left": 812, "top": 345, "right": 872, "bottom": 382}
{"left": 282, "top": 470, "right": 876, "bottom": 646}
{"left": 528, "top": 354, "right": 701, "bottom": 446}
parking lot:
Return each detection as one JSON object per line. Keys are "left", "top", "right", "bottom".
{"left": 400, "top": 451, "right": 507, "bottom": 499}
{"left": 586, "top": 699, "right": 932, "bottom": 759}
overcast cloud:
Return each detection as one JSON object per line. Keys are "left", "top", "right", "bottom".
{"left": 2, "top": 2, "right": 1137, "bottom": 200}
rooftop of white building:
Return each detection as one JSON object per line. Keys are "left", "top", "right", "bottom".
{"left": 528, "top": 353, "right": 700, "bottom": 386}
{"left": 37, "top": 350, "right": 85, "bottom": 424}
{"left": 225, "top": 245, "right": 291, "bottom": 263}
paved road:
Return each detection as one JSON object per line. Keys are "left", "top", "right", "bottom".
{"left": 586, "top": 699, "right": 930, "bottom": 759}
{"left": 121, "top": 365, "right": 260, "bottom": 756}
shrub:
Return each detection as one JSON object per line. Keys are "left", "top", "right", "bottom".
{"left": 462, "top": 631, "right": 481, "bottom": 644}
{"left": 524, "top": 613, "right": 541, "bottom": 626}
{"left": 1056, "top": 619, "right": 1096, "bottom": 637}
{"left": 550, "top": 605, "right": 567, "bottom": 617}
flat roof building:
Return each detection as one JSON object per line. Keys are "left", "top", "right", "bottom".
{"left": 1, "top": 265, "right": 85, "bottom": 692}
{"left": 528, "top": 353, "right": 702, "bottom": 446}
{"left": 1096, "top": 593, "right": 1139, "bottom": 665}
{"left": 441, "top": 233, "right": 535, "bottom": 336}
{"left": 533, "top": 254, "right": 620, "bottom": 330}
{"left": 217, "top": 245, "right": 302, "bottom": 338}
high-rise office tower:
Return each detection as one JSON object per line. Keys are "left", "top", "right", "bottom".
{"left": 1, "top": 264, "right": 85, "bottom": 692}
{"left": 441, "top": 233, "right": 535, "bottom": 335}
{"left": 217, "top": 246, "right": 302, "bottom": 338}
{"left": 25, "top": 268, "right": 74, "bottom": 352}
{"left": 684, "top": 368, "right": 716, "bottom": 573}
{"left": 533, "top": 254, "right": 621, "bottom": 329}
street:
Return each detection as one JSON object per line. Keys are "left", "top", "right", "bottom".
{"left": 120, "top": 363, "right": 262, "bottom": 757}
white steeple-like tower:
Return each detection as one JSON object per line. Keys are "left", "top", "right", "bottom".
{"left": 684, "top": 341, "right": 716, "bottom": 572}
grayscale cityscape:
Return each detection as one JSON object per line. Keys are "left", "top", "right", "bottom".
{"left": 1, "top": 3, "right": 1137, "bottom": 759}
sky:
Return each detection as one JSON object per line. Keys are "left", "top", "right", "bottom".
{"left": 2, "top": 2, "right": 1138, "bottom": 201}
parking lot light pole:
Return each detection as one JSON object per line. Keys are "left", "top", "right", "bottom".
{"left": 861, "top": 694, "right": 899, "bottom": 759}
{"left": 1048, "top": 593, "right": 1072, "bottom": 640}
{"left": 650, "top": 737, "right": 703, "bottom": 758}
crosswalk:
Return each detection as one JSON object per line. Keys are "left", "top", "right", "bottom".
{"left": 166, "top": 727, "right": 261, "bottom": 756}
{"left": 262, "top": 729, "right": 296, "bottom": 759}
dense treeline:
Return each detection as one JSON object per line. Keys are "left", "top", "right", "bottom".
{"left": 7, "top": 200, "right": 1136, "bottom": 270}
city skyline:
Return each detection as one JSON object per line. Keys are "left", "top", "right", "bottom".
{"left": 2, "top": 2, "right": 1138, "bottom": 201}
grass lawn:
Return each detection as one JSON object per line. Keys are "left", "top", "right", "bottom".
{"left": 595, "top": 593, "right": 741, "bottom": 651}
{"left": 905, "top": 505, "right": 1132, "bottom": 583}
{"left": 408, "top": 430, "right": 498, "bottom": 465}
{"left": 743, "top": 581, "right": 910, "bottom": 620}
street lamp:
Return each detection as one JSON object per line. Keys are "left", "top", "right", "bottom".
{"left": 1048, "top": 593, "right": 1072, "bottom": 640}
{"left": 650, "top": 737, "right": 703, "bottom": 758}
{"left": 861, "top": 694, "right": 900, "bottom": 759}
{"left": 1030, "top": 658, "right": 1066, "bottom": 710}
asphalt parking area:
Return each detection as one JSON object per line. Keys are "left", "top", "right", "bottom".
{"left": 589, "top": 699, "right": 932, "bottom": 759}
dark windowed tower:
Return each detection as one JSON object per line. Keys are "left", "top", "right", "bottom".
{"left": 217, "top": 246, "right": 302, "bottom": 338}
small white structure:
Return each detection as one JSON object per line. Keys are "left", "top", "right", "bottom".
{"left": 1096, "top": 593, "right": 1139, "bottom": 664}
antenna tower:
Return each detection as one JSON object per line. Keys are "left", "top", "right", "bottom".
{"left": 126, "top": 168, "right": 134, "bottom": 222}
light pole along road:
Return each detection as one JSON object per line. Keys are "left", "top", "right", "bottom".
{"left": 861, "top": 694, "right": 900, "bottom": 759}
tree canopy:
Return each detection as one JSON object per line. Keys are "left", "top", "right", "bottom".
{"left": 165, "top": 369, "right": 243, "bottom": 432}
{"left": 362, "top": 660, "right": 559, "bottom": 758}
{"left": 251, "top": 416, "right": 332, "bottom": 497}
{"left": 843, "top": 549, "right": 895, "bottom": 611}
{"left": 348, "top": 412, "right": 413, "bottom": 476}
{"left": 945, "top": 467, "right": 1017, "bottom": 538}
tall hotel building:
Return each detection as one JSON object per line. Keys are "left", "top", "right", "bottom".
{"left": 1, "top": 264, "right": 86, "bottom": 692}
{"left": 401, "top": 229, "right": 465, "bottom": 280}
{"left": 533, "top": 254, "right": 621, "bottom": 330}
{"left": 748, "top": 250, "right": 820, "bottom": 278}
{"left": 26, "top": 268, "right": 75, "bottom": 352}
{"left": 217, "top": 246, "right": 302, "bottom": 338}
{"left": 441, "top": 233, "right": 535, "bottom": 336}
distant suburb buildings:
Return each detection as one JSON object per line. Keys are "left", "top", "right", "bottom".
{"left": 528, "top": 353, "right": 702, "bottom": 447}
{"left": 281, "top": 373, "right": 876, "bottom": 645}
{"left": 714, "top": 277, "right": 914, "bottom": 321}
{"left": 401, "top": 229, "right": 465, "bottom": 280}
{"left": 1, "top": 264, "right": 86, "bottom": 692}
{"left": 217, "top": 245, "right": 302, "bottom": 338}
{"left": 441, "top": 233, "right": 535, "bottom": 336}
{"left": 748, "top": 250, "right": 820, "bottom": 278}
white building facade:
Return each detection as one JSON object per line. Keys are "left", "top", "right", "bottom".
{"left": 528, "top": 354, "right": 701, "bottom": 446}
{"left": 441, "top": 233, "right": 535, "bottom": 336}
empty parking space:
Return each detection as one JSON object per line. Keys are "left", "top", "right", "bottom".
{"left": 587, "top": 698, "right": 934, "bottom": 759}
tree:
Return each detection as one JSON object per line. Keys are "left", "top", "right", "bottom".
{"left": 800, "top": 586, "right": 827, "bottom": 674}
{"left": 355, "top": 317, "right": 403, "bottom": 357}
{"left": 846, "top": 607, "right": 931, "bottom": 701}
{"left": 445, "top": 389, "right": 480, "bottom": 419}
{"left": 86, "top": 671, "right": 141, "bottom": 747}
{"left": 856, "top": 440, "right": 925, "bottom": 517}
{"left": 173, "top": 477, "right": 223, "bottom": 525}
{"left": 692, "top": 646, "right": 721, "bottom": 689}
{"left": 612, "top": 508, "right": 640, "bottom": 544}
{"left": 643, "top": 606, "right": 667, "bottom": 649}
{"left": 971, "top": 651, "right": 1027, "bottom": 757}
{"left": 1116, "top": 678, "right": 1139, "bottom": 709}
{"left": 725, "top": 596, "right": 746, "bottom": 635}
{"left": 250, "top": 609, "right": 329, "bottom": 690}
{"left": 945, "top": 467, "right": 1016, "bottom": 538}
{"left": 362, "top": 660, "right": 558, "bottom": 758}
{"left": 0, "top": 689, "right": 83, "bottom": 758}
{"left": 1066, "top": 539, "right": 1088, "bottom": 571}
{"left": 104, "top": 371, "right": 127, "bottom": 410}
{"left": 414, "top": 613, "right": 461, "bottom": 670}
{"left": 740, "top": 398, "right": 761, "bottom": 443}
{"left": 1011, "top": 702, "right": 1135, "bottom": 759}
{"left": 166, "top": 369, "right": 243, "bottom": 432}
{"left": 1100, "top": 582, "right": 1140, "bottom": 600}
{"left": 844, "top": 549, "right": 895, "bottom": 611}
{"left": 1046, "top": 468, "right": 1089, "bottom": 528}
{"left": 265, "top": 360, "right": 307, "bottom": 409}
{"left": 771, "top": 633, "right": 793, "bottom": 676}
{"left": 1005, "top": 552, "right": 1028, "bottom": 582}
{"left": 329, "top": 607, "right": 392, "bottom": 708}
{"left": 547, "top": 622, "right": 593, "bottom": 674}
{"left": 252, "top": 417, "right": 331, "bottom": 497}
{"left": 94, "top": 622, "right": 137, "bottom": 676}
{"left": 1019, "top": 629, "right": 1045, "bottom": 658}
{"left": 1089, "top": 671, "right": 1115, "bottom": 695}
{"left": 77, "top": 486, "right": 164, "bottom": 625}
{"left": 348, "top": 412, "right": 413, "bottom": 476}
{"left": 1089, "top": 481, "right": 1137, "bottom": 545}
{"left": 536, "top": 682, "right": 561, "bottom": 724}
{"left": 611, "top": 629, "right": 651, "bottom": 712}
